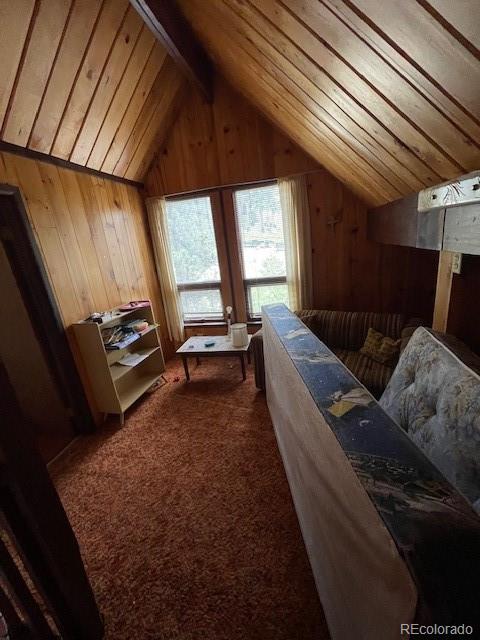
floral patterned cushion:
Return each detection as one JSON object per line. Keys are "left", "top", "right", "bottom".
{"left": 380, "top": 327, "right": 480, "bottom": 511}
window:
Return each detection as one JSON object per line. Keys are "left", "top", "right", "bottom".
{"left": 166, "top": 195, "right": 223, "bottom": 322}
{"left": 233, "top": 184, "right": 289, "bottom": 318}
{"left": 163, "top": 181, "right": 290, "bottom": 324}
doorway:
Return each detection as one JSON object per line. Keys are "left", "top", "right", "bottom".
{"left": 0, "top": 186, "right": 102, "bottom": 637}
{"left": 0, "top": 185, "right": 94, "bottom": 462}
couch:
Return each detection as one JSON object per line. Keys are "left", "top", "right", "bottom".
{"left": 262, "top": 304, "right": 480, "bottom": 639}
{"left": 380, "top": 326, "right": 480, "bottom": 513}
{"left": 252, "top": 309, "right": 422, "bottom": 397}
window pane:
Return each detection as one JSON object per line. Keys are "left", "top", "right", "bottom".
{"left": 179, "top": 289, "right": 223, "bottom": 321}
{"left": 234, "top": 184, "right": 286, "bottom": 279}
{"left": 248, "top": 283, "right": 289, "bottom": 316}
{"left": 166, "top": 196, "right": 221, "bottom": 284}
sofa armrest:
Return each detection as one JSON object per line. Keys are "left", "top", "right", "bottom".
{"left": 251, "top": 329, "right": 265, "bottom": 390}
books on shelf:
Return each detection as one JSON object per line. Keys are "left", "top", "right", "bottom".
{"left": 101, "top": 319, "right": 152, "bottom": 350}
{"left": 104, "top": 332, "right": 138, "bottom": 350}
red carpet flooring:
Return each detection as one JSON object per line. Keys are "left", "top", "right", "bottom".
{"left": 51, "top": 358, "right": 329, "bottom": 640}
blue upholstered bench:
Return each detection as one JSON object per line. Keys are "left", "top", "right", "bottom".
{"left": 262, "top": 304, "right": 480, "bottom": 640}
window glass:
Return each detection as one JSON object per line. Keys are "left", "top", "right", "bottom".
{"left": 234, "top": 185, "right": 286, "bottom": 280}
{"left": 179, "top": 290, "right": 223, "bottom": 322}
{"left": 166, "top": 196, "right": 223, "bottom": 320}
{"left": 234, "top": 183, "right": 289, "bottom": 316}
{"left": 247, "top": 283, "right": 289, "bottom": 316}
{"left": 166, "top": 196, "right": 221, "bottom": 284}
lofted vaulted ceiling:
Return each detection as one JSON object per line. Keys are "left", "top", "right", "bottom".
{"left": 1, "top": 1, "right": 479, "bottom": 201}
{"left": 177, "top": 0, "right": 480, "bottom": 206}
{"left": 0, "top": 0, "right": 186, "bottom": 182}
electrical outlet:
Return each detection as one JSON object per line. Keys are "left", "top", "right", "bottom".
{"left": 452, "top": 252, "right": 462, "bottom": 275}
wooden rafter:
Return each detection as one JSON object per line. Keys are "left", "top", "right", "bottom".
{"left": 130, "top": 0, "right": 213, "bottom": 102}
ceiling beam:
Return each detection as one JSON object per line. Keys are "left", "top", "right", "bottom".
{"left": 0, "top": 141, "right": 143, "bottom": 188}
{"left": 369, "top": 171, "right": 480, "bottom": 221}
{"left": 368, "top": 172, "right": 480, "bottom": 338}
{"left": 368, "top": 170, "right": 480, "bottom": 251}
{"left": 130, "top": 0, "right": 213, "bottom": 102}
{"left": 367, "top": 193, "right": 444, "bottom": 251}
{"left": 418, "top": 170, "right": 480, "bottom": 212}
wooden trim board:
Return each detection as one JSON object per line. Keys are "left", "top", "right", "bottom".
{"left": 0, "top": 140, "right": 143, "bottom": 187}
{"left": 432, "top": 250, "right": 455, "bottom": 332}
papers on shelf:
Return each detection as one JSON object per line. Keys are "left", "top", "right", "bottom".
{"left": 118, "top": 351, "right": 150, "bottom": 367}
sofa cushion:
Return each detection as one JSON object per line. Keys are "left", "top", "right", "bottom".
{"left": 360, "top": 327, "right": 401, "bottom": 364}
{"left": 333, "top": 348, "right": 394, "bottom": 399}
{"left": 380, "top": 327, "right": 480, "bottom": 510}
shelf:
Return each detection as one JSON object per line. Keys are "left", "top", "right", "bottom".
{"left": 72, "top": 302, "right": 165, "bottom": 420}
{"left": 103, "top": 324, "right": 158, "bottom": 352}
{"left": 110, "top": 347, "right": 160, "bottom": 382}
{"left": 94, "top": 304, "right": 152, "bottom": 329}
{"left": 118, "top": 372, "right": 162, "bottom": 412}
{"left": 137, "top": 324, "right": 158, "bottom": 337}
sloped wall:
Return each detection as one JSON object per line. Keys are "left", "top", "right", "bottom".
{"left": 178, "top": 0, "right": 480, "bottom": 206}
{"left": 0, "top": 1, "right": 186, "bottom": 182}
{"left": 0, "top": 151, "right": 168, "bottom": 348}
{"left": 145, "top": 77, "right": 438, "bottom": 322}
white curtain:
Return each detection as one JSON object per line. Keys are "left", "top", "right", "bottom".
{"left": 146, "top": 197, "right": 184, "bottom": 342}
{"left": 278, "top": 175, "right": 313, "bottom": 312}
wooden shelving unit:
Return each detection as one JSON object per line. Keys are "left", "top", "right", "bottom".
{"left": 72, "top": 303, "right": 165, "bottom": 425}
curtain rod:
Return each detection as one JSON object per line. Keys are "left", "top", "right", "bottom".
{"left": 162, "top": 168, "right": 323, "bottom": 200}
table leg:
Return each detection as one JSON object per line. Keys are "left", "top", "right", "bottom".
{"left": 240, "top": 354, "right": 246, "bottom": 381}
{"left": 196, "top": 356, "right": 201, "bottom": 366}
{"left": 247, "top": 348, "right": 251, "bottom": 365}
{"left": 182, "top": 356, "right": 190, "bottom": 381}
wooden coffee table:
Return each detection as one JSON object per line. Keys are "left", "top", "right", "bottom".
{"left": 176, "top": 335, "right": 252, "bottom": 381}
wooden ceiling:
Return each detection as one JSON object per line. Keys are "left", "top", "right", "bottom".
{"left": 1, "top": 1, "right": 478, "bottom": 200}
{"left": 0, "top": 0, "right": 186, "bottom": 182}
{"left": 177, "top": 0, "right": 480, "bottom": 206}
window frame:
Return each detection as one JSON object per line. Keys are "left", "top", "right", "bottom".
{"left": 231, "top": 181, "right": 289, "bottom": 321}
{"left": 165, "top": 191, "right": 233, "bottom": 324}
{"left": 177, "top": 282, "right": 224, "bottom": 324}
{"left": 243, "top": 276, "right": 288, "bottom": 321}
{"left": 163, "top": 179, "right": 287, "bottom": 326}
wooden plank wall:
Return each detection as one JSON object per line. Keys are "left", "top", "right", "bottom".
{"left": 145, "top": 76, "right": 319, "bottom": 194}
{"left": 145, "top": 77, "right": 439, "bottom": 323}
{"left": 177, "top": 0, "right": 480, "bottom": 207}
{"left": 0, "top": 0, "right": 186, "bottom": 182}
{"left": 0, "top": 151, "right": 168, "bottom": 353}
{"left": 307, "top": 171, "right": 438, "bottom": 322}
{"left": 447, "top": 255, "right": 480, "bottom": 354}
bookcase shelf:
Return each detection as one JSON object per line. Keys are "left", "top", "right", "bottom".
{"left": 72, "top": 303, "right": 165, "bottom": 425}
{"left": 110, "top": 346, "right": 161, "bottom": 382}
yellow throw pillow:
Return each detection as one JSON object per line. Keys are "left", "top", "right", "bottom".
{"left": 360, "top": 327, "right": 401, "bottom": 365}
